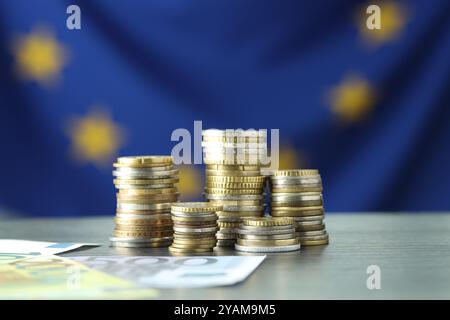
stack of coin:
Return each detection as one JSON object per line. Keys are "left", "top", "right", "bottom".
{"left": 202, "top": 129, "right": 267, "bottom": 246}
{"left": 110, "top": 156, "right": 179, "bottom": 248}
{"left": 169, "top": 202, "right": 222, "bottom": 254}
{"left": 235, "top": 217, "right": 301, "bottom": 252}
{"left": 270, "top": 169, "right": 329, "bottom": 246}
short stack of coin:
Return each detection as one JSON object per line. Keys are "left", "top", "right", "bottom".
{"left": 202, "top": 129, "right": 267, "bottom": 246}
{"left": 110, "top": 156, "right": 179, "bottom": 248}
{"left": 270, "top": 169, "right": 329, "bottom": 246}
{"left": 169, "top": 202, "right": 222, "bottom": 254}
{"left": 235, "top": 217, "right": 300, "bottom": 252}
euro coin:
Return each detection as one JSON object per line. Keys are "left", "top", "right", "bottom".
{"left": 235, "top": 243, "right": 301, "bottom": 253}
{"left": 242, "top": 217, "right": 294, "bottom": 227}
{"left": 168, "top": 246, "right": 213, "bottom": 254}
{"left": 236, "top": 238, "right": 299, "bottom": 246}
{"left": 173, "top": 226, "right": 218, "bottom": 233}
{"left": 273, "top": 169, "right": 319, "bottom": 177}
{"left": 171, "top": 202, "right": 222, "bottom": 213}
{"left": 116, "top": 155, "right": 173, "bottom": 166}
{"left": 238, "top": 233, "right": 294, "bottom": 240}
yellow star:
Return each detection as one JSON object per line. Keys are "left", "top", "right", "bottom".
{"left": 328, "top": 75, "right": 376, "bottom": 123}
{"left": 67, "top": 108, "right": 125, "bottom": 167}
{"left": 12, "top": 27, "right": 68, "bottom": 85}
{"left": 177, "top": 165, "right": 202, "bottom": 200}
{"left": 278, "top": 146, "right": 307, "bottom": 169}
{"left": 358, "top": 1, "right": 408, "bottom": 46}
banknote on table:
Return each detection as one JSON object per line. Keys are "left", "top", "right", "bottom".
{"left": 0, "top": 255, "right": 157, "bottom": 299}
{"left": 0, "top": 239, "right": 99, "bottom": 264}
{"left": 71, "top": 256, "right": 265, "bottom": 288}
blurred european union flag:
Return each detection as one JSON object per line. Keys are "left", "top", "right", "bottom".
{"left": 0, "top": 0, "right": 449, "bottom": 216}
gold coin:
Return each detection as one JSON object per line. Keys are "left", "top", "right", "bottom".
{"left": 118, "top": 187, "right": 178, "bottom": 195}
{"left": 300, "top": 238, "right": 329, "bottom": 246}
{"left": 113, "top": 230, "right": 173, "bottom": 237}
{"left": 170, "top": 215, "right": 218, "bottom": 223}
{"left": 113, "top": 178, "right": 179, "bottom": 185}
{"left": 203, "top": 159, "right": 262, "bottom": 166}
{"left": 242, "top": 217, "right": 294, "bottom": 227}
{"left": 209, "top": 199, "right": 264, "bottom": 206}
{"left": 171, "top": 202, "right": 223, "bottom": 213}
{"left": 116, "top": 156, "right": 172, "bottom": 166}
{"left": 271, "top": 205, "right": 323, "bottom": 212}
{"left": 171, "top": 243, "right": 216, "bottom": 249}
{"left": 271, "top": 200, "right": 323, "bottom": 207}
{"left": 168, "top": 246, "right": 213, "bottom": 253}
{"left": 117, "top": 192, "right": 179, "bottom": 200}
{"left": 206, "top": 164, "right": 261, "bottom": 171}
{"left": 206, "top": 182, "right": 265, "bottom": 189}
{"left": 271, "top": 186, "right": 323, "bottom": 193}
{"left": 114, "top": 219, "right": 173, "bottom": 227}
{"left": 236, "top": 238, "right": 298, "bottom": 246}
{"left": 172, "top": 238, "right": 217, "bottom": 244}
{"left": 296, "top": 224, "right": 325, "bottom": 231}
{"left": 204, "top": 188, "right": 263, "bottom": 195}
{"left": 273, "top": 169, "right": 319, "bottom": 177}
{"left": 116, "top": 198, "right": 179, "bottom": 205}
{"left": 206, "top": 175, "right": 266, "bottom": 183}
{"left": 216, "top": 211, "right": 264, "bottom": 217}
{"left": 114, "top": 225, "right": 172, "bottom": 232}
{"left": 173, "top": 233, "right": 217, "bottom": 240}
{"left": 217, "top": 221, "right": 242, "bottom": 228}
{"left": 115, "top": 209, "right": 171, "bottom": 215}
{"left": 206, "top": 169, "right": 261, "bottom": 177}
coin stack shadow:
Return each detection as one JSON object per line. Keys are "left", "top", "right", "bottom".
{"left": 169, "top": 202, "right": 222, "bottom": 254}
{"left": 235, "top": 217, "right": 301, "bottom": 252}
{"left": 110, "top": 156, "right": 179, "bottom": 248}
{"left": 270, "top": 169, "right": 329, "bottom": 246}
{"left": 202, "top": 129, "right": 267, "bottom": 247}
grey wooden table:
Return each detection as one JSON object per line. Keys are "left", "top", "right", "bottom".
{"left": 1, "top": 213, "right": 449, "bottom": 299}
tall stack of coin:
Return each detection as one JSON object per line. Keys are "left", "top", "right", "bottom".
{"left": 270, "top": 169, "right": 329, "bottom": 246}
{"left": 110, "top": 156, "right": 179, "bottom": 248}
{"left": 202, "top": 129, "right": 267, "bottom": 247}
{"left": 169, "top": 202, "right": 222, "bottom": 254}
{"left": 235, "top": 217, "right": 300, "bottom": 252}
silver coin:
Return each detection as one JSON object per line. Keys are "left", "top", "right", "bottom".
{"left": 292, "top": 215, "right": 325, "bottom": 222}
{"left": 238, "top": 233, "right": 295, "bottom": 240}
{"left": 235, "top": 243, "right": 301, "bottom": 253}
{"left": 170, "top": 211, "right": 217, "bottom": 218}
{"left": 204, "top": 194, "right": 265, "bottom": 201}
{"left": 297, "top": 230, "right": 327, "bottom": 237}
{"left": 216, "top": 228, "right": 239, "bottom": 234}
{"left": 110, "top": 240, "right": 173, "bottom": 248}
{"left": 113, "top": 169, "right": 179, "bottom": 179}
{"left": 239, "top": 225, "right": 295, "bottom": 231}
{"left": 216, "top": 234, "right": 237, "bottom": 240}
{"left": 299, "top": 234, "right": 329, "bottom": 241}
{"left": 270, "top": 176, "right": 321, "bottom": 185}
{"left": 296, "top": 220, "right": 324, "bottom": 226}
{"left": 173, "top": 226, "right": 218, "bottom": 233}
{"left": 115, "top": 213, "right": 172, "bottom": 220}
{"left": 217, "top": 217, "right": 242, "bottom": 222}
{"left": 117, "top": 203, "right": 173, "bottom": 211}
{"left": 220, "top": 205, "right": 264, "bottom": 212}
{"left": 237, "top": 228, "right": 295, "bottom": 236}
{"left": 271, "top": 193, "right": 322, "bottom": 202}
{"left": 216, "top": 239, "right": 236, "bottom": 247}
{"left": 114, "top": 166, "right": 174, "bottom": 173}
{"left": 114, "top": 183, "right": 176, "bottom": 189}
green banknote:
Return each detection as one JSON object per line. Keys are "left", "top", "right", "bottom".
{"left": 0, "top": 255, "right": 158, "bottom": 299}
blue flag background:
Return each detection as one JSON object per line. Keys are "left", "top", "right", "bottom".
{"left": 1, "top": 0, "right": 449, "bottom": 216}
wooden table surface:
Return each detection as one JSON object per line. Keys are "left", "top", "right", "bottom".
{"left": 1, "top": 213, "right": 449, "bottom": 299}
